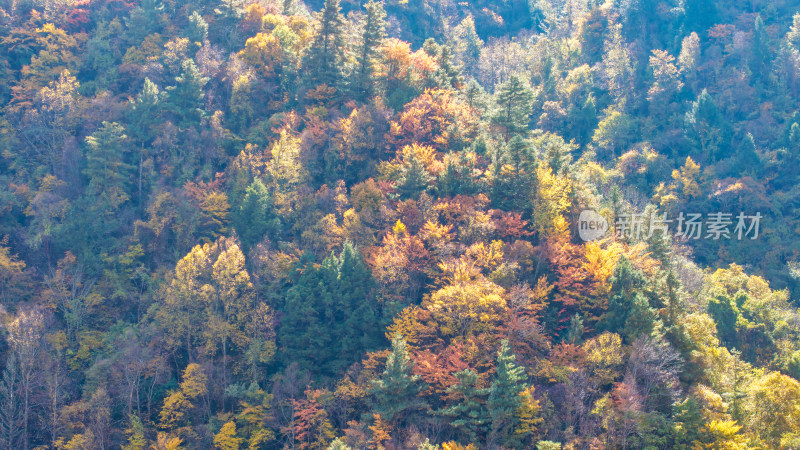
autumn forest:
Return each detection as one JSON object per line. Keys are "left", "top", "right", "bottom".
{"left": 2, "top": 0, "right": 800, "bottom": 448}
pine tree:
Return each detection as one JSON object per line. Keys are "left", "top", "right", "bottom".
{"left": 683, "top": 0, "right": 717, "bottom": 33}
{"left": 279, "top": 244, "right": 383, "bottom": 377}
{"left": 354, "top": 0, "right": 387, "bottom": 102}
{"left": 685, "top": 89, "right": 728, "bottom": 163}
{"left": 166, "top": 59, "right": 208, "bottom": 127}
{"left": 397, "top": 151, "right": 433, "bottom": 199}
{"left": 128, "top": 78, "right": 161, "bottom": 205}
{"left": 736, "top": 132, "right": 760, "bottom": 175}
{"left": 750, "top": 16, "right": 772, "bottom": 81}
{"left": 187, "top": 11, "right": 208, "bottom": 44}
{"left": 439, "top": 369, "right": 490, "bottom": 443}
{"left": 602, "top": 257, "right": 657, "bottom": 342}
{"left": 493, "top": 75, "right": 534, "bottom": 140}
{"left": 487, "top": 339, "right": 527, "bottom": 448}
{"left": 302, "top": 0, "right": 347, "bottom": 92}
{"left": 232, "top": 179, "right": 276, "bottom": 249}
{"left": 369, "top": 334, "right": 426, "bottom": 425}
{"left": 84, "top": 121, "right": 134, "bottom": 210}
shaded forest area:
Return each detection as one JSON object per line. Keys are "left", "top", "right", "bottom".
{"left": 2, "top": 0, "right": 800, "bottom": 448}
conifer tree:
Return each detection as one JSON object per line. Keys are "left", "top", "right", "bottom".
{"left": 232, "top": 179, "right": 277, "bottom": 249}
{"left": 493, "top": 75, "right": 534, "bottom": 140}
{"left": 354, "top": 0, "right": 387, "bottom": 101}
{"left": 487, "top": 339, "right": 528, "bottom": 447}
{"left": 166, "top": 59, "right": 208, "bottom": 127}
{"left": 84, "top": 121, "right": 133, "bottom": 210}
{"left": 439, "top": 369, "right": 490, "bottom": 443}
{"left": 279, "top": 244, "right": 383, "bottom": 377}
{"left": 369, "top": 334, "right": 426, "bottom": 425}
{"left": 302, "top": 0, "right": 347, "bottom": 92}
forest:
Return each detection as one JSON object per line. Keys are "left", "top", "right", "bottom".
{"left": 1, "top": 0, "right": 800, "bottom": 448}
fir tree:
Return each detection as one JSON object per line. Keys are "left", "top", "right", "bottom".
{"left": 439, "top": 369, "right": 490, "bottom": 443}
{"left": 487, "top": 339, "right": 528, "bottom": 448}
{"left": 302, "top": 0, "right": 347, "bottom": 92}
{"left": 493, "top": 75, "right": 534, "bottom": 140}
{"left": 166, "top": 59, "right": 209, "bottom": 127}
{"left": 353, "top": 0, "right": 387, "bottom": 102}
{"left": 369, "top": 334, "right": 426, "bottom": 425}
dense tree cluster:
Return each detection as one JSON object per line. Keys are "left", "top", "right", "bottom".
{"left": 1, "top": 0, "right": 800, "bottom": 448}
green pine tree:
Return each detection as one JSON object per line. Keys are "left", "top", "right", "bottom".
{"left": 369, "top": 334, "right": 426, "bottom": 425}
{"left": 166, "top": 59, "right": 208, "bottom": 127}
{"left": 84, "top": 121, "right": 134, "bottom": 210}
{"left": 493, "top": 75, "right": 534, "bottom": 140}
{"left": 487, "top": 339, "right": 528, "bottom": 448}
{"left": 353, "top": 0, "right": 387, "bottom": 101}
{"left": 439, "top": 369, "right": 490, "bottom": 443}
{"left": 302, "top": 0, "right": 347, "bottom": 92}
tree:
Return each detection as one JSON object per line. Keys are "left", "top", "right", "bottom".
{"left": 685, "top": 89, "right": 729, "bottom": 163}
{"left": 214, "top": 421, "right": 242, "bottom": 450}
{"left": 231, "top": 179, "right": 277, "bottom": 249}
{"left": 750, "top": 15, "right": 772, "bottom": 81}
{"left": 683, "top": 0, "right": 717, "bottom": 33}
{"left": 128, "top": 78, "right": 161, "bottom": 204}
{"left": 6, "top": 308, "right": 45, "bottom": 449}
{"left": 238, "top": 33, "right": 284, "bottom": 79}
{"left": 154, "top": 237, "right": 275, "bottom": 382}
{"left": 439, "top": 369, "right": 490, "bottom": 443}
{"left": 166, "top": 59, "right": 209, "bottom": 127}
{"left": 745, "top": 371, "right": 800, "bottom": 447}
{"left": 423, "top": 275, "right": 507, "bottom": 340}
{"left": 601, "top": 24, "right": 634, "bottom": 107}
{"left": 369, "top": 334, "right": 426, "bottom": 425}
{"left": 0, "top": 355, "right": 23, "bottom": 450}
{"left": 602, "top": 257, "right": 657, "bottom": 342}
{"left": 279, "top": 243, "right": 383, "bottom": 377}
{"left": 354, "top": 1, "right": 387, "bottom": 101}
{"left": 291, "top": 389, "right": 335, "bottom": 449}
{"left": 123, "top": 414, "right": 148, "bottom": 449}
{"left": 302, "top": 0, "right": 347, "bottom": 92}
{"left": 159, "top": 363, "right": 208, "bottom": 432}
{"left": 493, "top": 75, "right": 534, "bottom": 139}
{"left": 487, "top": 340, "right": 529, "bottom": 448}
{"left": 84, "top": 121, "right": 133, "bottom": 210}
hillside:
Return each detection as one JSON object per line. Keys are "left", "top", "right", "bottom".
{"left": 1, "top": 0, "right": 800, "bottom": 448}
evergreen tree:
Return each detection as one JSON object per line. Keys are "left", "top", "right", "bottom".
{"left": 491, "top": 136, "right": 535, "bottom": 212}
{"left": 397, "top": 152, "right": 433, "bottom": 199}
{"left": 279, "top": 244, "right": 383, "bottom": 377}
{"left": 736, "top": 132, "right": 760, "bottom": 175}
{"left": 128, "top": 78, "right": 161, "bottom": 205}
{"left": 439, "top": 369, "right": 491, "bottom": 443}
{"left": 187, "top": 11, "right": 208, "bottom": 44}
{"left": 493, "top": 75, "right": 534, "bottom": 140}
{"left": 750, "top": 15, "right": 771, "bottom": 80}
{"left": 166, "top": 59, "right": 208, "bottom": 127}
{"left": 353, "top": 0, "right": 387, "bottom": 102}
{"left": 84, "top": 121, "right": 134, "bottom": 210}
{"left": 302, "top": 0, "right": 347, "bottom": 92}
{"left": 602, "top": 257, "right": 657, "bottom": 342}
{"left": 683, "top": 0, "right": 717, "bottom": 33}
{"left": 685, "top": 89, "right": 729, "bottom": 163}
{"left": 487, "top": 339, "right": 528, "bottom": 448}
{"left": 232, "top": 179, "right": 277, "bottom": 249}
{"left": 369, "top": 334, "right": 426, "bottom": 425}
